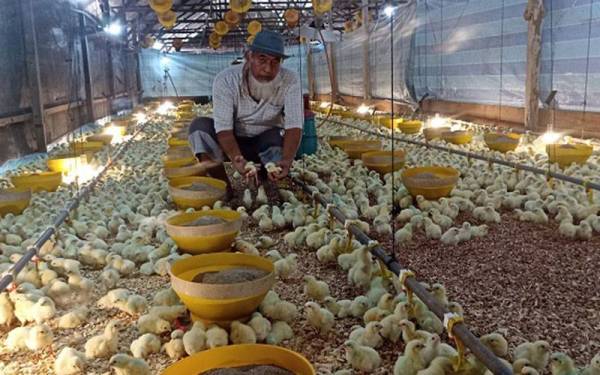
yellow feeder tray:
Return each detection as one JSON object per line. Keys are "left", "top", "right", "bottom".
{"left": 176, "top": 111, "right": 196, "bottom": 121}
{"left": 0, "top": 187, "right": 32, "bottom": 216}
{"left": 47, "top": 154, "right": 87, "bottom": 173}
{"left": 166, "top": 146, "right": 194, "bottom": 160}
{"left": 163, "top": 156, "right": 197, "bottom": 169}
{"left": 164, "top": 161, "right": 208, "bottom": 179}
{"left": 375, "top": 115, "right": 403, "bottom": 129}
{"left": 423, "top": 126, "right": 451, "bottom": 141}
{"left": 70, "top": 141, "right": 104, "bottom": 154}
{"left": 442, "top": 130, "right": 473, "bottom": 145}
{"left": 177, "top": 103, "right": 194, "bottom": 111}
{"left": 168, "top": 137, "right": 190, "bottom": 147}
{"left": 398, "top": 120, "right": 423, "bottom": 134}
{"left": 362, "top": 150, "right": 406, "bottom": 175}
{"left": 86, "top": 134, "right": 114, "bottom": 145}
{"left": 162, "top": 344, "right": 315, "bottom": 375}
{"left": 402, "top": 166, "right": 460, "bottom": 200}
{"left": 170, "top": 130, "right": 188, "bottom": 141}
{"left": 327, "top": 136, "right": 355, "bottom": 149}
{"left": 165, "top": 210, "right": 242, "bottom": 254}
{"left": 484, "top": 132, "right": 521, "bottom": 153}
{"left": 546, "top": 143, "right": 594, "bottom": 168}
{"left": 168, "top": 176, "right": 226, "bottom": 209}
{"left": 11, "top": 172, "right": 62, "bottom": 192}
{"left": 340, "top": 140, "right": 382, "bottom": 159}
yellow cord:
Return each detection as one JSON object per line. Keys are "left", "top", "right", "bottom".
{"left": 444, "top": 313, "right": 466, "bottom": 371}
{"left": 399, "top": 269, "right": 415, "bottom": 306}
{"left": 583, "top": 180, "right": 594, "bottom": 203}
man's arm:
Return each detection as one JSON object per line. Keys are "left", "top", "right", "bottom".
{"left": 216, "top": 130, "right": 247, "bottom": 175}
{"left": 270, "top": 128, "right": 301, "bottom": 181}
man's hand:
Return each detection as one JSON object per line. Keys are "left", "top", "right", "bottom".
{"left": 233, "top": 155, "right": 260, "bottom": 186}
{"left": 268, "top": 159, "right": 292, "bottom": 181}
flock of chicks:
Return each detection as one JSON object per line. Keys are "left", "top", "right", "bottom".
{"left": 0, "top": 104, "right": 598, "bottom": 374}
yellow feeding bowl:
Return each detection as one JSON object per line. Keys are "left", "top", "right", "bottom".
{"left": 70, "top": 141, "right": 104, "bottom": 154}
{"left": 163, "top": 156, "right": 197, "bottom": 169}
{"left": 362, "top": 150, "right": 406, "bottom": 175}
{"left": 484, "top": 132, "right": 521, "bottom": 153}
{"left": 11, "top": 172, "right": 62, "bottom": 192}
{"left": 424, "top": 126, "right": 451, "bottom": 141}
{"left": 177, "top": 111, "right": 196, "bottom": 121}
{"left": 402, "top": 166, "right": 460, "bottom": 200}
{"left": 327, "top": 136, "right": 355, "bottom": 149}
{"left": 47, "top": 154, "right": 87, "bottom": 173}
{"left": 168, "top": 137, "right": 190, "bottom": 147}
{"left": 168, "top": 176, "right": 226, "bottom": 209}
{"left": 164, "top": 161, "right": 207, "bottom": 179}
{"left": 375, "top": 115, "right": 403, "bottom": 129}
{"left": 86, "top": 134, "right": 113, "bottom": 145}
{"left": 163, "top": 344, "right": 315, "bottom": 375}
{"left": 169, "top": 253, "right": 273, "bottom": 325}
{"left": 166, "top": 146, "right": 194, "bottom": 160}
{"left": 442, "top": 130, "right": 473, "bottom": 145}
{"left": 340, "top": 140, "right": 382, "bottom": 159}
{"left": 0, "top": 187, "right": 32, "bottom": 216}
{"left": 546, "top": 143, "right": 594, "bottom": 168}
{"left": 399, "top": 120, "right": 423, "bottom": 134}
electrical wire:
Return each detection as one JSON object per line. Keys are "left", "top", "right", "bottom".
{"left": 580, "top": 0, "right": 595, "bottom": 137}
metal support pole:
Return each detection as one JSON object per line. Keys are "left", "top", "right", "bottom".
{"left": 362, "top": 0, "right": 371, "bottom": 100}
{"left": 524, "top": 0, "right": 544, "bottom": 130}
{"left": 21, "top": 0, "right": 47, "bottom": 151}
{"left": 79, "top": 13, "right": 95, "bottom": 123}
{"left": 307, "top": 49, "right": 315, "bottom": 100}
{"left": 102, "top": 0, "right": 116, "bottom": 114}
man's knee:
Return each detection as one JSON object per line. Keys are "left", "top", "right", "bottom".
{"left": 188, "top": 117, "right": 215, "bottom": 135}
{"left": 257, "top": 128, "right": 284, "bottom": 151}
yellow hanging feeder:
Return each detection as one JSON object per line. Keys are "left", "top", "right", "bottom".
{"left": 148, "top": 0, "right": 173, "bottom": 14}
{"left": 158, "top": 10, "right": 177, "bottom": 29}
{"left": 312, "top": 0, "right": 333, "bottom": 15}
{"left": 284, "top": 9, "right": 300, "bottom": 28}
{"left": 229, "top": 0, "right": 252, "bottom": 13}
{"left": 247, "top": 35, "right": 255, "bottom": 45}
{"left": 209, "top": 32, "right": 222, "bottom": 44}
{"left": 209, "top": 39, "right": 221, "bottom": 50}
{"left": 224, "top": 10, "right": 241, "bottom": 26}
{"left": 248, "top": 20, "right": 262, "bottom": 35}
{"left": 215, "top": 20, "right": 229, "bottom": 36}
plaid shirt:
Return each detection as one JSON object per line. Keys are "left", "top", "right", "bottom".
{"left": 212, "top": 64, "right": 304, "bottom": 137}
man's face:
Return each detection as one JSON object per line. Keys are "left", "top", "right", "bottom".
{"left": 248, "top": 52, "right": 282, "bottom": 82}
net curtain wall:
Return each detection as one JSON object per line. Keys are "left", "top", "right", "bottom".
{"left": 140, "top": 46, "right": 309, "bottom": 98}
{"left": 310, "top": 0, "right": 600, "bottom": 112}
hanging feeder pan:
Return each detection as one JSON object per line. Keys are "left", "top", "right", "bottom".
{"left": 170, "top": 129, "right": 188, "bottom": 140}
{"left": 176, "top": 112, "right": 195, "bottom": 122}
{"left": 225, "top": 10, "right": 241, "bottom": 26}
{"left": 484, "top": 132, "right": 521, "bottom": 153}
{"left": 166, "top": 145, "right": 194, "bottom": 160}
{"left": 362, "top": 150, "right": 406, "bottom": 175}
{"left": 248, "top": 20, "right": 262, "bottom": 35}
{"left": 312, "top": 0, "right": 333, "bottom": 14}
{"left": 168, "top": 176, "right": 226, "bottom": 209}
{"left": 424, "top": 126, "right": 451, "bottom": 141}
{"left": 374, "top": 115, "right": 403, "bottom": 129}
{"left": 149, "top": 0, "right": 172, "bottom": 13}
{"left": 11, "top": 172, "right": 62, "bottom": 193}
{"left": 398, "top": 120, "right": 423, "bottom": 134}
{"left": 164, "top": 161, "right": 207, "bottom": 180}
{"left": 0, "top": 187, "right": 32, "bottom": 216}
{"left": 162, "top": 344, "right": 314, "bottom": 375}
{"left": 229, "top": 0, "right": 252, "bottom": 13}
{"left": 163, "top": 156, "right": 197, "bottom": 169}
{"left": 327, "top": 136, "right": 355, "bottom": 149}
{"left": 209, "top": 32, "right": 222, "bottom": 44}
{"left": 86, "top": 134, "right": 113, "bottom": 145}
{"left": 168, "top": 137, "right": 190, "bottom": 147}
{"left": 177, "top": 103, "right": 194, "bottom": 112}
{"left": 158, "top": 10, "right": 177, "bottom": 29}
{"left": 402, "top": 166, "right": 460, "bottom": 200}
{"left": 247, "top": 35, "right": 256, "bottom": 45}
{"left": 47, "top": 154, "right": 87, "bottom": 173}
{"left": 215, "top": 20, "right": 229, "bottom": 36}
{"left": 340, "top": 140, "right": 382, "bottom": 159}
{"left": 284, "top": 9, "right": 300, "bottom": 28}
{"left": 546, "top": 143, "right": 593, "bottom": 168}
{"left": 165, "top": 210, "right": 242, "bottom": 254}
{"left": 70, "top": 141, "right": 104, "bottom": 154}
{"left": 442, "top": 130, "right": 473, "bottom": 145}
{"left": 179, "top": 99, "right": 194, "bottom": 106}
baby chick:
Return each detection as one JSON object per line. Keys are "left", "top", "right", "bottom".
{"left": 248, "top": 312, "right": 271, "bottom": 342}
{"left": 130, "top": 333, "right": 161, "bottom": 359}
{"left": 274, "top": 253, "right": 298, "bottom": 279}
{"left": 480, "top": 332, "right": 508, "bottom": 357}
{"left": 0, "top": 292, "right": 15, "bottom": 328}
{"left": 582, "top": 353, "right": 600, "bottom": 375}
{"left": 394, "top": 339, "right": 427, "bottom": 375}
{"left": 136, "top": 314, "right": 171, "bottom": 335}
{"left": 514, "top": 340, "right": 551, "bottom": 372}
{"left": 152, "top": 287, "right": 180, "bottom": 306}
{"left": 349, "top": 321, "right": 383, "bottom": 348}
{"left": 430, "top": 283, "right": 448, "bottom": 308}
{"left": 206, "top": 325, "right": 228, "bottom": 348}
{"left": 417, "top": 356, "right": 454, "bottom": 375}
{"left": 109, "top": 353, "right": 150, "bottom": 375}
{"left": 344, "top": 340, "right": 381, "bottom": 372}
{"left": 394, "top": 223, "right": 413, "bottom": 244}
{"left": 84, "top": 319, "right": 120, "bottom": 358}
{"left": 350, "top": 296, "right": 370, "bottom": 318}
{"left": 304, "top": 302, "right": 335, "bottom": 336}
{"left": 183, "top": 321, "right": 206, "bottom": 355}
{"left": 550, "top": 352, "right": 579, "bottom": 375}
{"left": 266, "top": 321, "right": 294, "bottom": 345}
{"left": 422, "top": 333, "right": 457, "bottom": 365}
{"left": 303, "top": 275, "right": 331, "bottom": 302}
{"left": 230, "top": 320, "right": 257, "bottom": 344}
{"left": 58, "top": 307, "right": 90, "bottom": 329}
{"left": 162, "top": 330, "right": 185, "bottom": 360}
{"left": 54, "top": 346, "right": 86, "bottom": 375}
{"left": 424, "top": 218, "right": 442, "bottom": 240}
{"left": 440, "top": 227, "right": 460, "bottom": 245}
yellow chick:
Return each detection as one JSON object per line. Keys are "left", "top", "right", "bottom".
{"left": 513, "top": 340, "right": 551, "bottom": 372}
{"left": 417, "top": 356, "right": 454, "bottom": 375}
{"left": 304, "top": 302, "right": 335, "bottom": 336}
{"left": 363, "top": 307, "right": 389, "bottom": 324}
{"left": 261, "top": 299, "right": 298, "bottom": 323}
{"left": 349, "top": 321, "right": 383, "bottom": 348}
{"left": 130, "top": 333, "right": 161, "bottom": 359}
{"left": 256, "top": 185, "right": 268, "bottom": 206}
{"left": 377, "top": 293, "right": 396, "bottom": 313}
{"left": 109, "top": 353, "right": 150, "bottom": 375}
{"left": 136, "top": 314, "right": 171, "bottom": 335}
{"left": 0, "top": 292, "right": 15, "bottom": 328}
{"left": 248, "top": 312, "right": 271, "bottom": 342}
{"left": 266, "top": 321, "right": 294, "bottom": 345}
{"left": 303, "top": 275, "right": 331, "bottom": 302}
{"left": 230, "top": 320, "right": 257, "bottom": 344}
{"left": 148, "top": 305, "right": 187, "bottom": 322}
{"left": 350, "top": 296, "right": 370, "bottom": 318}
{"left": 183, "top": 321, "right": 206, "bottom": 355}
{"left": 422, "top": 334, "right": 457, "bottom": 365}
{"left": 394, "top": 339, "right": 427, "bottom": 375}
{"left": 58, "top": 306, "right": 90, "bottom": 329}
{"left": 84, "top": 320, "right": 120, "bottom": 358}
{"left": 234, "top": 239, "right": 260, "bottom": 256}
{"left": 549, "top": 352, "right": 579, "bottom": 375}
{"left": 440, "top": 227, "right": 460, "bottom": 245}
{"left": 344, "top": 340, "right": 381, "bottom": 372}
{"left": 431, "top": 283, "right": 448, "bottom": 308}
{"left": 162, "top": 330, "right": 185, "bottom": 360}
{"left": 480, "top": 332, "right": 508, "bottom": 357}
{"left": 54, "top": 346, "right": 86, "bottom": 375}
{"left": 152, "top": 287, "right": 180, "bottom": 306}
{"left": 274, "top": 253, "right": 298, "bottom": 279}
{"left": 206, "top": 325, "right": 228, "bottom": 348}
{"left": 424, "top": 218, "right": 442, "bottom": 240}
{"left": 582, "top": 353, "right": 600, "bottom": 375}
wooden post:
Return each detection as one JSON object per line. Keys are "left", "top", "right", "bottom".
{"left": 362, "top": 0, "right": 371, "bottom": 100}
{"left": 21, "top": 0, "right": 47, "bottom": 151}
{"left": 78, "top": 13, "right": 95, "bottom": 123}
{"left": 523, "top": 0, "right": 544, "bottom": 130}
{"left": 326, "top": 12, "right": 339, "bottom": 103}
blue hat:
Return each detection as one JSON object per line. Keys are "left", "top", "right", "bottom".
{"left": 249, "top": 30, "right": 290, "bottom": 59}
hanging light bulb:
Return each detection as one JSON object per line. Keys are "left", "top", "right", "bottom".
{"left": 540, "top": 131, "right": 562, "bottom": 145}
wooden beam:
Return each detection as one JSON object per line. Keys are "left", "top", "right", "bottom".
{"left": 79, "top": 13, "right": 95, "bottom": 123}
{"left": 20, "top": 0, "right": 47, "bottom": 151}
{"left": 523, "top": 0, "right": 544, "bottom": 130}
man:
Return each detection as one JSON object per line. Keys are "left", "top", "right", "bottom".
{"left": 188, "top": 29, "right": 303, "bottom": 196}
